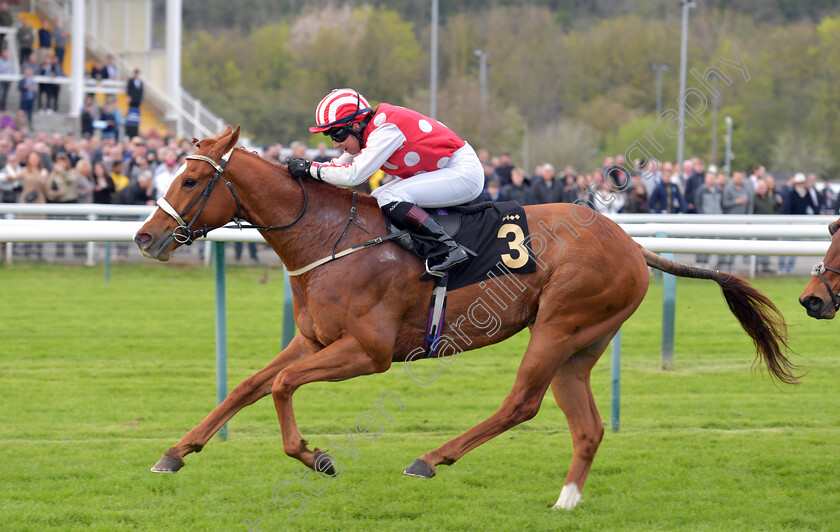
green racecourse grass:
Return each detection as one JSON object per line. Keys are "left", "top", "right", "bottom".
{"left": 1, "top": 262, "right": 839, "bottom": 531}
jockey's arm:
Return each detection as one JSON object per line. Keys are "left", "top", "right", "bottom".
{"left": 310, "top": 123, "right": 405, "bottom": 187}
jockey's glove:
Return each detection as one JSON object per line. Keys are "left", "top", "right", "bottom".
{"left": 287, "top": 157, "right": 313, "bottom": 180}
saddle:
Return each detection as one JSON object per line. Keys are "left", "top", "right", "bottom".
{"left": 385, "top": 200, "right": 537, "bottom": 291}
{"left": 385, "top": 200, "right": 536, "bottom": 359}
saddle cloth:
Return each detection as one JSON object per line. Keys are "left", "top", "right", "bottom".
{"left": 387, "top": 201, "right": 536, "bottom": 291}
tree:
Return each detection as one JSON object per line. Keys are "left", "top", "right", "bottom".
{"left": 178, "top": 1, "right": 840, "bottom": 168}
{"left": 808, "top": 15, "right": 840, "bottom": 175}
{"left": 769, "top": 129, "right": 832, "bottom": 176}
{"left": 404, "top": 75, "right": 525, "bottom": 158}
{"left": 529, "top": 120, "right": 600, "bottom": 174}
{"left": 291, "top": 5, "right": 423, "bottom": 112}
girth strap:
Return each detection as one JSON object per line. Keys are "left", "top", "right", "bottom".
{"left": 423, "top": 273, "right": 449, "bottom": 358}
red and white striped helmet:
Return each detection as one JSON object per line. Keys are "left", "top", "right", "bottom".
{"left": 309, "top": 88, "right": 372, "bottom": 133}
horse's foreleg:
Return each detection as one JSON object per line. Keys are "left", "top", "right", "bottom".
{"left": 548, "top": 349, "right": 605, "bottom": 510}
{"left": 152, "top": 334, "right": 319, "bottom": 473}
{"left": 271, "top": 335, "right": 390, "bottom": 473}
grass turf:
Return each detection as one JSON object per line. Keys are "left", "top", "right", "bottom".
{"left": 1, "top": 262, "right": 839, "bottom": 531}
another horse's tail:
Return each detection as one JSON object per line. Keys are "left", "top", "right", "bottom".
{"left": 640, "top": 247, "right": 801, "bottom": 385}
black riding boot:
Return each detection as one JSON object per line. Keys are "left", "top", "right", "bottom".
{"left": 382, "top": 201, "right": 469, "bottom": 273}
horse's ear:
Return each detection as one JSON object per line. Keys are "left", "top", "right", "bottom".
{"left": 192, "top": 137, "right": 199, "bottom": 146}
{"left": 212, "top": 125, "right": 240, "bottom": 155}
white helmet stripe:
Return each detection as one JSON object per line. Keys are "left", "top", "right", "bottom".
{"left": 315, "top": 89, "right": 370, "bottom": 128}
{"left": 326, "top": 95, "right": 363, "bottom": 124}
{"left": 315, "top": 91, "right": 342, "bottom": 125}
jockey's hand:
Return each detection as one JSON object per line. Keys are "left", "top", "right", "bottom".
{"left": 287, "top": 157, "right": 312, "bottom": 180}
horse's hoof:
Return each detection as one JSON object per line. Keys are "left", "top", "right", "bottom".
{"left": 151, "top": 454, "right": 185, "bottom": 473}
{"left": 552, "top": 482, "right": 582, "bottom": 510}
{"left": 403, "top": 458, "right": 435, "bottom": 478}
{"left": 313, "top": 450, "right": 336, "bottom": 477}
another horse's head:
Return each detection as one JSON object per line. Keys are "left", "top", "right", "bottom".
{"left": 134, "top": 126, "right": 241, "bottom": 261}
{"left": 799, "top": 218, "right": 840, "bottom": 319}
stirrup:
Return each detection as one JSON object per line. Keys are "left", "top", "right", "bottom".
{"left": 424, "top": 258, "right": 445, "bottom": 278}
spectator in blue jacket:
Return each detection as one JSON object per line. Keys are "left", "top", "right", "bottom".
{"left": 649, "top": 166, "right": 686, "bottom": 213}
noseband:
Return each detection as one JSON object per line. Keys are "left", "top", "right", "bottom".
{"left": 155, "top": 149, "right": 308, "bottom": 245}
{"left": 809, "top": 260, "right": 840, "bottom": 318}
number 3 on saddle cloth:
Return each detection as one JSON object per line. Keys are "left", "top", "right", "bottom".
{"left": 385, "top": 200, "right": 538, "bottom": 358}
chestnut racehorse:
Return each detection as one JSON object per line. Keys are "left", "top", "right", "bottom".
{"left": 134, "top": 127, "right": 798, "bottom": 510}
{"left": 799, "top": 218, "right": 840, "bottom": 319}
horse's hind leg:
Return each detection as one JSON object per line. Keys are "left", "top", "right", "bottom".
{"left": 151, "top": 334, "right": 319, "bottom": 473}
{"left": 404, "top": 326, "right": 570, "bottom": 479}
{"left": 548, "top": 340, "right": 608, "bottom": 510}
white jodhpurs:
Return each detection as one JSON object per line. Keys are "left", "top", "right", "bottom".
{"left": 371, "top": 143, "right": 484, "bottom": 208}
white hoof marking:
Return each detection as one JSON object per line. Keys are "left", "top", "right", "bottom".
{"left": 552, "top": 482, "right": 582, "bottom": 510}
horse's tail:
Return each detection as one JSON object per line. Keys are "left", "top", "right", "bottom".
{"left": 640, "top": 247, "right": 801, "bottom": 385}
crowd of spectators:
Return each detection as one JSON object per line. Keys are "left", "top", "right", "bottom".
{"left": 460, "top": 150, "right": 837, "bottom": 274}
{"left": 0, "top": 127, "right": 193, "bottom": 257}
{"left": 468, "top": 150, "right": 836, "bottom": 218}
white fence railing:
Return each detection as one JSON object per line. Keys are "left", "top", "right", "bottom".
{"left": 2, "top": 205, "right": 834, "bottom": 226}
{"left": 0, "top": 206, "right": 834, "bottom": 270}
{"left": 610, "top": 213, "right": 838, "bottom": 225}
{"left": 0, "top": 220, "right": 830, "bottom": 254}
{"left": 0, "top": 219, "right": 263, "bottom": 243}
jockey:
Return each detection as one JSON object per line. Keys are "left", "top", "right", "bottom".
{"left": 287, "top": 88, "right": 484, "bottom": 273}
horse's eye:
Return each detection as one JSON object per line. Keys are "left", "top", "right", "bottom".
{"left": 829, "top": 222, "right": 840, "bottom": 236}
{"left": 183, "top": 178, "right": 198, "bottom": 188}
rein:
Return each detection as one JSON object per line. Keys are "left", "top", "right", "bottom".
{"left": 156, "top": 149, "right": 308, "bottom": 245}
{"left": 810, "top": 261, "right": 840, "bottom": 318}
{"left": 286, "top": 189, "right": 410, "bottom": 276}
{"left": 156, "top": 148, "right": 407, "bottom": 275}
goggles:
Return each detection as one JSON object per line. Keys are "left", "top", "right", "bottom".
{"left": 325, "top": 126, "right": 352, "bottom": 143}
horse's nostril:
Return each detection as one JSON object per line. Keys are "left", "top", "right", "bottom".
{"left": 800, "top": 296, "right": 822, "bottom": 311}
{"left": 134, "top": 233, "right": 152, "bottom": 246}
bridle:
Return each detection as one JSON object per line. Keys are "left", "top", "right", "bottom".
{"left": 155, "top": 148, "right": 308, "bottom": 245}
{"left": 155, "top": 150, "right": 236, "bottom": 245}
{"left": 810, "top": 260, "right": 840, "bottom": 318}
{"left": 808, "top": 221, "right": 840, "bottom": 318}
{"left": 153, "top": 146, "right": 407, "bottom": 276}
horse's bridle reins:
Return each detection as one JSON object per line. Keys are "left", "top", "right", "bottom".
{"left": 155, "top": 148, "right": 308, "bottom": 245}
{"left": 153, "top": 148, "right": 409, "bottom": 277}
{"left": 807, "top": 221, "right": 840, "bottom": 318}
{"left": 810, "top": 260, "right": 840, "bottom": 318}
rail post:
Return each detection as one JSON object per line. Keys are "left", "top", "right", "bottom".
{"left": 86, "top": 213, "right": 96, "bottom": 266}
{"left": 282, "top": 267, "right": 295, "bottom": 349}
{"left": 4, "top": 213, "right": 12, "bottom": 264}
{"left": 104, "top": 215, "right": 111, "bottom": 282}
{"left": 610, "top": 328, "right": 622, "bottom": 432}
{"left": 213, "top": 241, "right": 228, "bottom": 441}
{"left": 657, "top": 231, "right": 676, "bottom": 370}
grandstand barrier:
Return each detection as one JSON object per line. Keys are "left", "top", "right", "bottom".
{"left": 0, "top": 205, "right": 833, "bottom": 259}
{"left": 611, "top": 213, "right": 838, "bottom": 224}
{"left": 1, "top": 206, "right": 833, "bottom": 434}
